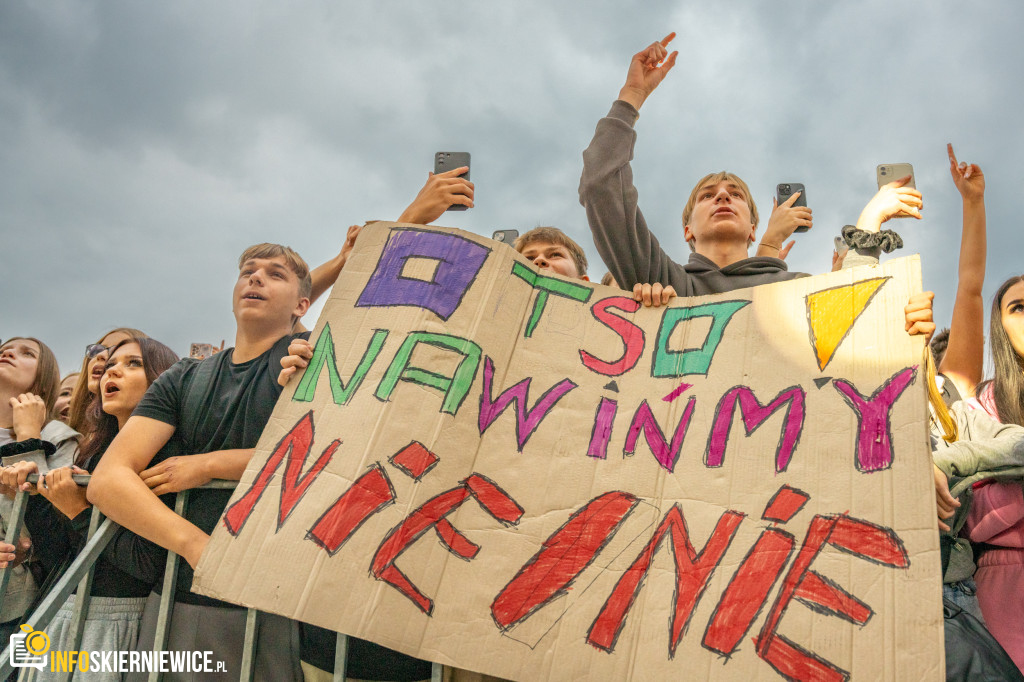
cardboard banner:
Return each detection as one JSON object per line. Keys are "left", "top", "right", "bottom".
{"left": 195, "top": 224, "right": 944, "bottom": 681}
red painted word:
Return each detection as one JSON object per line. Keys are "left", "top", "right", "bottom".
{"left": 226, "top": 412, "right": 909, "bottom": 680}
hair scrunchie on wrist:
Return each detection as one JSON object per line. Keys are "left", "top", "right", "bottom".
{"left": 841, "top": 225, "right": 903, "bottom": 253}
{"left": 0, "top": 438, "right": 56, "bottom": 459}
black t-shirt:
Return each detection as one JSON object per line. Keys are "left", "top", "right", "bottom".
{"left": 23, "top": 443, "right": 179, "bottom": 600}
{"left": 64, "top": 442, "right": 179, "bottom": 598}
{"left": 132, "top": 333, "right": 306, "bottom": 605}
{"left": 299, "top": 622, "right": 432, "bottom": 681}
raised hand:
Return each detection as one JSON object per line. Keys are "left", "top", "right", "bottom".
{"left": 618, "top": 33, "right": 679, "bottom": 111}
{"left": 831, "top": 247, "right": 846, "bottom": 272}
{"left": 398, "top": 167, "right": 474, "bottom": 225}
{"left": 947, "top": 143, "right": 984, "bottom": 201}
{"left": 855, "top": 175, "right": 923, "bottom": 232}
{"left": 338, "top": 224, "right": 363, "bottom": 269}
{"left": 758, "top": 193, "right": 812, "bottom": 258}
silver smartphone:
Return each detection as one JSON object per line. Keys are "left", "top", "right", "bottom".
{"left": 876, "top": 163, "right": 915, "bottom": 189}
{"left": 876, "top": 164, "right": 916, "bottom": 218}
{"left": 834, "top": 236, "right": 849, "bottom": 257}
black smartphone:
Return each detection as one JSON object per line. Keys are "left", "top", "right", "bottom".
{"left": 492, "top": 229, "right": 519, "bottom": 245}
{"left": 434, "top": 152, "right": 471, "bottom": 211}
{"left": 776, "top": 183, "right": 809, "bottom": 233}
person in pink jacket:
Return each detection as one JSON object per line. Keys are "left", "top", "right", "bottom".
{"left": 964, "top": 273, "right": 1024, "bottom": 672}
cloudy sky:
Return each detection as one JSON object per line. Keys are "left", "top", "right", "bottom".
{"left": 3, "top": 1, "right": 1023, "bottom": 374}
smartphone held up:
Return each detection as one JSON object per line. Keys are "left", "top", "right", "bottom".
{"left": 876, "top": 163, "right": 915, "bottom": 189}
{"left": 435, "top": 152, "right": 471, "bottom": 212}
{"left": 492, "top": 229, "right": 519, "bottom": 245}
{"left": 876, "top": 163, "right": 916, "bottom": 219}
{"left": 776, "top": 183, "right": 810, "bottom": 233}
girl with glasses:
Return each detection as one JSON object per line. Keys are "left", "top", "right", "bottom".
{"left": 66, "top": 328, "right": 146, "bottom": 438}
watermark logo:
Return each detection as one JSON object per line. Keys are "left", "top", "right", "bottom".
{"left": 10, "top": 624, "right": 49, "bottom": 671}
{"left": 9, "top": 623, "right": 225, "bottom": 675}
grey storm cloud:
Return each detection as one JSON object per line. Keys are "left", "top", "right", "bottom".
{"left": 3, "top": 0, "right": 1024, "bottom": 375}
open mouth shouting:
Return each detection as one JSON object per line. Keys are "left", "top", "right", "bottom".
{"left": 103, "top": 381, "right": 121, "bottom": 400}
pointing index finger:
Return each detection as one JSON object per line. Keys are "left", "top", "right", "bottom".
{"left": 947, "top": 143, "right": 958, "bottom": 167}
{"left": 660, "top": 32, "right": 676, "bottom": 48}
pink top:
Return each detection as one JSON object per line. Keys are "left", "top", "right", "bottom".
{"left": 961, "top": 381, "right": 1024, "bottom": 672}
{"left": 966, "top": 479, "right": 1024, "bottom": 550}
{"left": 964, "top": 382, "right": 1024, "bottom": 551}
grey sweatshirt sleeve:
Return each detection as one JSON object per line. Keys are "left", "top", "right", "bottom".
{"left": 932, "top": 405, "right": 1024, "bottom": 494}
{"left": 579, "top": 100, "right": 680, "bottom": 291}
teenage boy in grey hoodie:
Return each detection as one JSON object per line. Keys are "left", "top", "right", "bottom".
{"left": 579, "top": 33, "right": 813, "bottom": 296}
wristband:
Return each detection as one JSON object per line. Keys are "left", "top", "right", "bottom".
{"left": 841, "top": 225, "right": 903, "bottom": 253}
{"left": 0, "top": 438, "right": 55, "bottom": 459}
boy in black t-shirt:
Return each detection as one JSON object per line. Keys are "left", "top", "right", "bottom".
{"left": 90, "top": 243, "right": 313, "bottom": 681}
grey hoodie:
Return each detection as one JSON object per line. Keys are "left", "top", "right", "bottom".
{"left": 579, "top": 100, "right": 808, "bottom": 295}
{"left": 0, "top": 419, "right": 79, "bottom": 621}
{"left": 932, "top": 402, "right": 1024, "bottom": 583}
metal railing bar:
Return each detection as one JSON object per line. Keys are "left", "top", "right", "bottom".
{"left": 0, "top": 517, "right": 117, "bottom": 680}
{"left": 239, "top": 608, "right": 258, "bottom": 682}
{"left": 0, "top": 489, "right": 31, "bottom": 618}
{"left": 147, "top": 488, "right": 188, "bottom": 682}
{"left": 60, "top": 504, "right": 105, "bottom": 682}
{"left": 332, "top": 632, "right": 348, "bottom": 682}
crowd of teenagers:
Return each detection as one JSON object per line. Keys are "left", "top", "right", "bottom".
{"left": 2, "top": 33, "right": 1024, "bottom": 682}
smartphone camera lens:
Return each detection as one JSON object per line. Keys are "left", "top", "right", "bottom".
{"left": 880, "top": 168, "right": 887, "bottom": 176}
{"left": 782, "top": 184, "right": 790, "bottom": 192}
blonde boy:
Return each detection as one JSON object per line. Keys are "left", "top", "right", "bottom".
{"left": 514, "top": 226, "right": 590, "bottom": 281}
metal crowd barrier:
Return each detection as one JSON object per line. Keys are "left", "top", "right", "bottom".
{"left": 0, "top": 476, "right": 444, "bottom": 682}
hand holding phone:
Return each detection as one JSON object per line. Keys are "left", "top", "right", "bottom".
{"left": 876, "top": 163, "right": 915, "bottom": 189}
{"left": 761, "top": 183, "right": 813, "bottom": 257}
{"left": 867, "top": 164, "right": 921, "bottom": 223}
{"left": 434, "top": 152, "right": 472, "bottom": 212}
{"left": 775, "top": 183, "right": 811, "bottom": 233}
{"left": 398, "top": 156, "right": 474, "bottom": 224}
{"left": 876, "top": 164, "right": 918, "bottom": 219}
{"left": 832, "top": 236, "right": 849, "bottom": 272}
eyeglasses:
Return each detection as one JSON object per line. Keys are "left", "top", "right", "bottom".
{"left": 85, "top": 344, "right": 111, "bottom": 359}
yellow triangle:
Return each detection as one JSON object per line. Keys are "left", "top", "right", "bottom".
{"left": 805, "top": 277, "right": 889, "bottom": 370}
